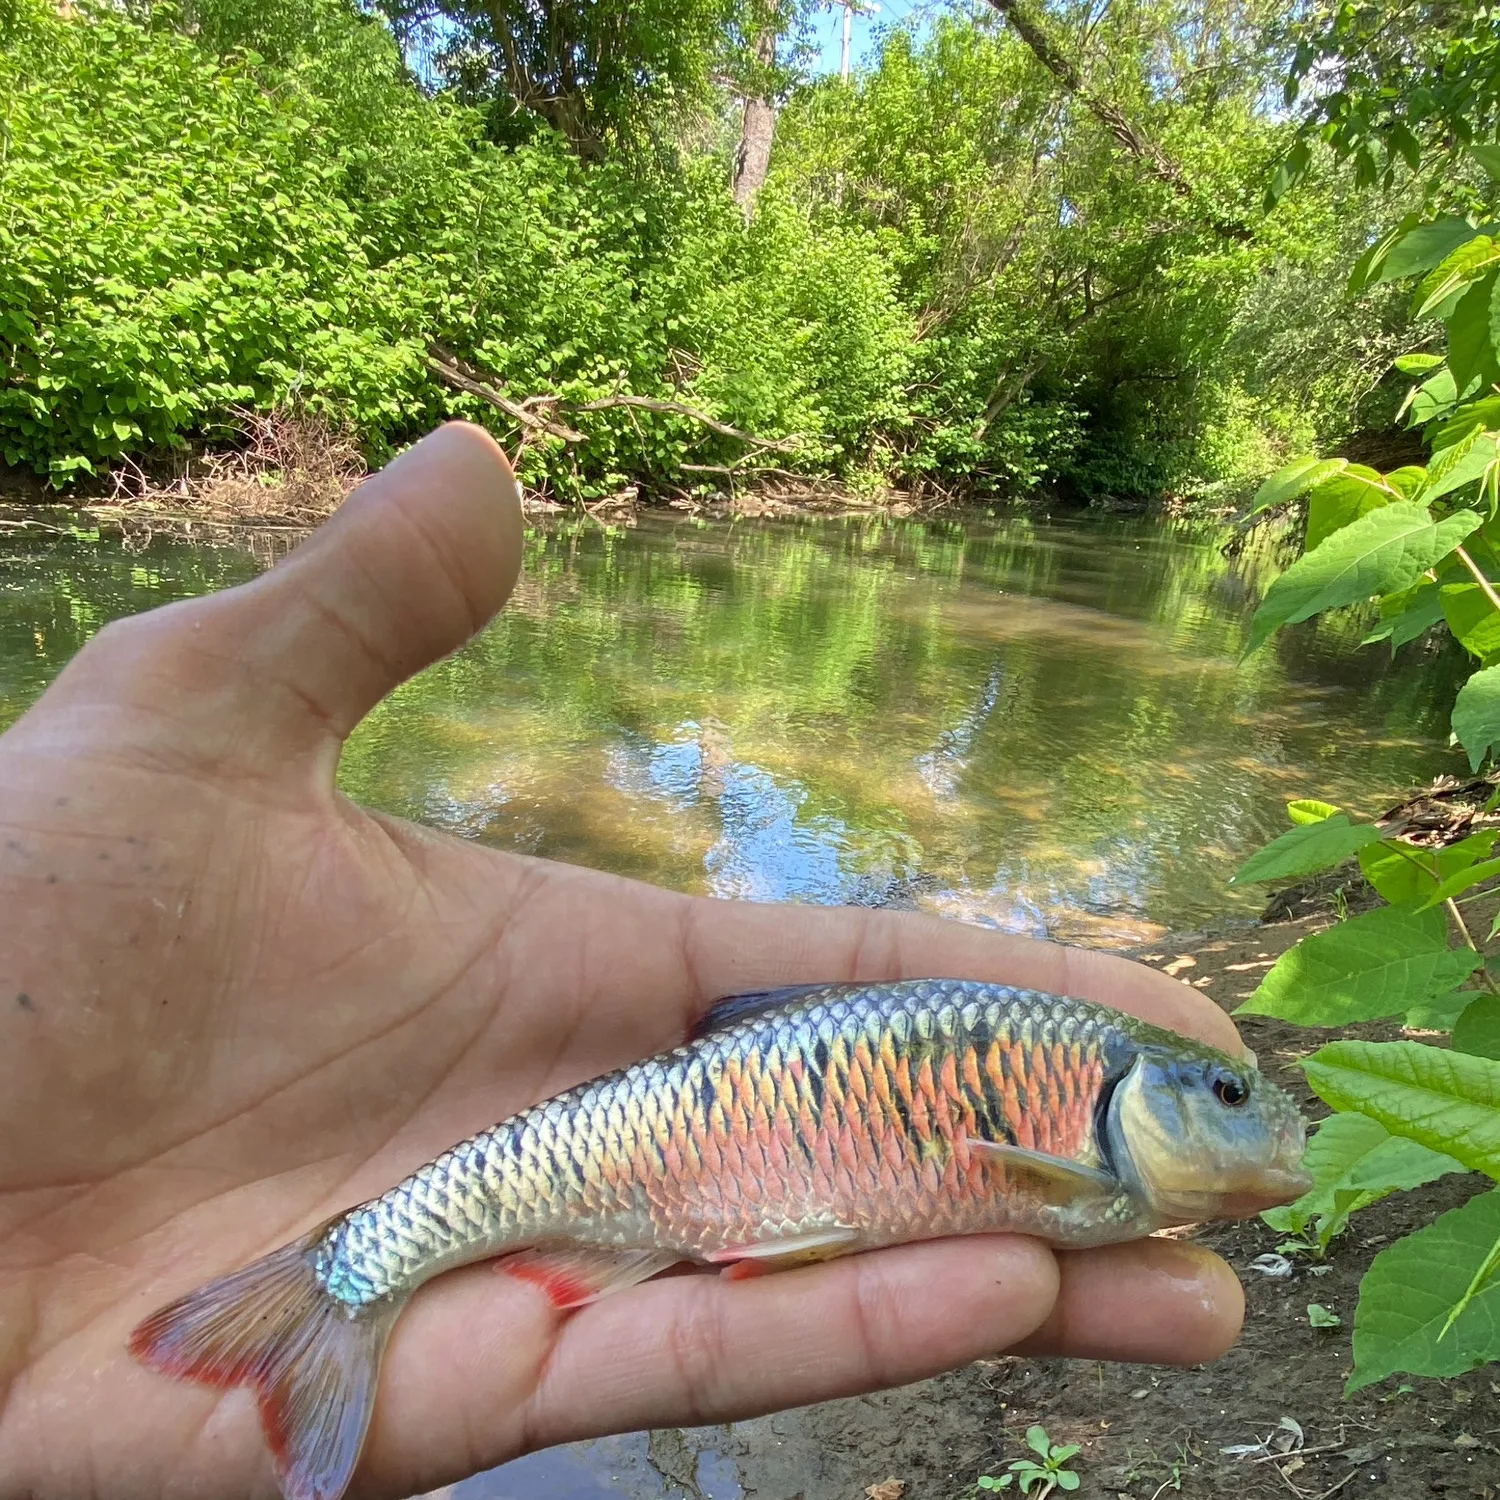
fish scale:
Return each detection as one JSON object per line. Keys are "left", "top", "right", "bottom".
{"left": 315, "top": 980, "right": 1127, "bottom": 1305}
{"left": 131, "top": 977, "right": 1311, "bottom": 1500}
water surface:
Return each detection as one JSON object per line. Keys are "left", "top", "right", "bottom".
{"left": 0, "top": 508, "right": 1467, "bottom": 946}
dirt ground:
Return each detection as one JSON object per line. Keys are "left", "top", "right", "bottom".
{"left": 654, "top": 912, "right": 1500, "bottom": 1500}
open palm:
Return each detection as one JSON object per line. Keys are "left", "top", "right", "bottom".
{"left": 0, "top": 423, "right": 1245, "bottom": 1500}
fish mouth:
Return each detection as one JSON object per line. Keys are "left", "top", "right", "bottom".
{"left": 1214, "top": 1167, "right": 1314, "bottom": 1218}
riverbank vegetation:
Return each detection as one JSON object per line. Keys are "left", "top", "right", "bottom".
{"left": 0, "top": 0, "right": 1455, "bottom": 510}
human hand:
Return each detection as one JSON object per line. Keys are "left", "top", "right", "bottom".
{"left": 0, "top": 422, "right": 1246, "bottom": 1500}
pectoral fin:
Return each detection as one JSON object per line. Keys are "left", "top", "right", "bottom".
{"left": 501, "top": 1247, "right": 682, "bottom": 1310}
{"left": 967, "top": 1138, "right": 1118, "bottom": 1204}
{"left": 704, "top": 1227, "right": 860, "bottom": 1280}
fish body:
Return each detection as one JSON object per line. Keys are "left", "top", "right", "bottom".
{"left": 130, "top": 980, "right": 1310, "bottom": 1500}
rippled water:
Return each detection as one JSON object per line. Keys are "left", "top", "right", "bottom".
{"left": 1, "top": 508, "right": 1469, "bottom": 950}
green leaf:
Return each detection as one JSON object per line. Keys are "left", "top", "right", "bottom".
{"left": 1418, "top": 852, "right": 1500, "bottom": 908}
{"left": 1288, "top": 799, "right": 1340, "bottom": 825}
{"left": 1055, "top": 1474, "right": 1080, "bottom": 1492}
{"left": 1447, "top": 276, "right": 1500, "bottom": 394}
{"left": 1025, "top": 1428, "right": 1050, "bottom": 1459}
{"left": 1246, "top": 504, "right": 1483, "bottom": 654}
{"left": 1230, "top": 814, "right": 1384, "bottom": 885}
{"left": 1360, "top": 831, "right": 1498, "bottom": 905}
{"left": 1441, "top": 584, "right": 1500, "bottom": 665}
{"left": 1363, "top": 581, "right": 1444, "bottom": 649}
{"left": 1393, "top": 353, "right": 1445, "bottom": 375}
{"left": 1454, "top": 665, "right": 1500, "bottom": 770}
{"left": 1263, "top": 1112, "right": 1464, "bottom": 1244}
{"left": 1308, "top": 1303, "right": 1342, "bottom": 1328}
{"left": 1305, "top": 465, "right": 1396, "bottom": 550}
{"left": 1380, "top": 219, "right": 1482, "bottom": 284}
{"left": 1248, "top": 457, "right": 1347, "bottom": 516}
{"left": 1347, "top": 1189, "right": 1500, "bottom": 1392}
{"left": 1350, "top": 213, "right": 1422, "bottom": 293}
{"left": 1453, "top": 996, "right": 1500, "bottom": 1060}
{"left": 1238, "top": 906, "right": 1480, "bottom": 1025}
{"left": 1415, "top": 237, "right": 1500, "bottom": 319}
{"left": 1475, "top": 145, "right": 1500, "bottom": 181}
{"left": 1303, "top": 1040, "right": 1500, "bottom": 1178}
{"left": 1406, "top": 368, "right": 1460, "bottom": 427}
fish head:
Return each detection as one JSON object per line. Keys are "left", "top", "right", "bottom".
{"left": 1105, "top": 1040, "right": 1312, "bottom": 1223}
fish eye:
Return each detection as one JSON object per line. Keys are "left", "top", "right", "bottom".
{"left": 1211, "top": 1070, "right": 1248, "bottom": 1108}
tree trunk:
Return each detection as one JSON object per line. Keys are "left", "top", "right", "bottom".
{"left": 732, "top": 25, "right": 779, "bottom": 211}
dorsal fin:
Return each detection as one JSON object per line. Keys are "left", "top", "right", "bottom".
{"left": 688, "top": 983, "right": 836, "bottom": 1041}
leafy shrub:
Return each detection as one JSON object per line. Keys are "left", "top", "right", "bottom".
{"left": 1233, "top": 147, "right": 1500, "bottom": 1389}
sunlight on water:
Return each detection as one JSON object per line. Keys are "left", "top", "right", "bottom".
{"left": 0, "top": 509, "right": 1470, "bottom": 947}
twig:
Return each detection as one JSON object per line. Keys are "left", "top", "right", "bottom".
{"left": 1455, "top": 545, "right": 1500, "bottom": 614}
{"left": 1311, "top": 1471, "right": 1359, "bottom": 1500}
{"left": 1445, "top": 897, "right": 1500, "bottom": 996}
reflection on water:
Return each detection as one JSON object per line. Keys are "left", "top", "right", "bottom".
{"left": 0, "top": 509, "right": 1471, "bottom": 946}
{"left": 0, "top": 505, "right": 1476, "bottom": 1498}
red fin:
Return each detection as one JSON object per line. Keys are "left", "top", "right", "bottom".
{"left": 129, "top": 1228, "right": 398, "bottom": 1500}
{"left": 704, "top": 1227, "right": 859, "bottom": 1271}
{"left": 501, "top": 1246, "right": 680, "bottom": 1310}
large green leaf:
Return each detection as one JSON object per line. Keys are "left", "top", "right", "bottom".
{"left": 1441, "top": 584, "right": 1500, "bottom": 664}
{"left": 1454, "top": 665, "right": 1500, "bottom": 770}
{"left": 1305, "top": 466, "right": 1396, "bottom": 549}
{"left": 1229, "top": 814, "right": 1384, "bottom": 885}
{"left": 1237, "top": 907, "right": 1480, "bottom": 1026}
{"left": 1380, "top": 218, "right": 1482, "bottom": 283}
{"left": 1247, "top": 457, "right": 1348, "bottom": 516}
{"left": 1423, "top": 433, "right": 1500, "bottom": 505}
{"left": 1453, "top": 996, "right": 1500, "bottom": 1060}
{"left": 1415, "top": 237, "right": 1500, "bottom": 318}
{"left": 1348, "top": 1189, "right": 1500, "bottom": 1392}
{"left": 1264, "top": 1112, "right": 1465, "bottom": 1247}
{"left": 1303, "top": 1040, "right": 1500, "bottom": 1178}
{"left": 1246, "top": 504, "right": 1482, "bottom": 655}
{"left": 1476, "top": 145, "right": 1500, "bottom": 182}
{"left": 1447, "top": 276, "right": 1500, "bottom": 394}
{"left": 1360, "top": 832, "right": 1497, "bottom": 904}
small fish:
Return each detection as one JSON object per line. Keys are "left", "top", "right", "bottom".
{"left": 130, "top": 979, "right": 1309, "bottom": 1500}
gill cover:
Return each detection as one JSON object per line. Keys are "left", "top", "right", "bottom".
{"left": 1104, "top": 1045, "right": 1310, "bottom": 1223}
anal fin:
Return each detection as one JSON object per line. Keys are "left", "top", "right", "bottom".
{"left": 501, "top": 1246, "right": 681, "bottom": 1310}
{"left": 704, "top": 1226, "right": 860, "bottom": 1280}
{"left": 967, "top": 1138, "right": 1117, "bottom": 1204}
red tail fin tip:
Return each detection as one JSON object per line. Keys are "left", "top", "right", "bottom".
{"left": 129, "top": 1228, "right": 399, "bottom": 1500}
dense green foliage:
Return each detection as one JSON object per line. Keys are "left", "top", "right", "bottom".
{"left": 0, "top": 0, "right": 1409, "bottom": 503}
{"left": 1234, "top": 0, "right": 1500, "bottom": 1387}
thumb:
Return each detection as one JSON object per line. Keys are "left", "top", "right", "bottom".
{"left": 40, "top": 422, "right": 524, "bottom": 769}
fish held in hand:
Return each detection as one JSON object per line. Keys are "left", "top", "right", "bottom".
{"left": 129, "top": 979, "right": 1310, "bottom": 1500}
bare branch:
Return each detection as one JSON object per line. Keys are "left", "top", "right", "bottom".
{"left": 983, "top": 0, "right": 1253, "bottom": 242}
{"left": 426, "top": 349, "right": 586, "bottom": 442}
{"left": 572, "top": 394, "right": 802, "bottom": 452}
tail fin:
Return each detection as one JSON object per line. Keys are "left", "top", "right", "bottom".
{"left": 129, "top": 1226, "right": 399, "bottom": 1500}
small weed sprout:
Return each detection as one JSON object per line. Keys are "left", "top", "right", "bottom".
{"left": 974, "top": 1426, "right": 1082, "bottom": 1496}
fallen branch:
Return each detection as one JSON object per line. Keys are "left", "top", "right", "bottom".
{"left": 427, "top": 346, "right": 800, "bottom": 456}
{"left": 572, "top": 393, "right": 801, "bottom": 453}
{"left": 426, "top": 348, "right": 586, "bottom": 442}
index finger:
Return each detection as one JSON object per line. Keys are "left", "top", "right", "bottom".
{"left": 677, "top": 897, "right": 1244, "bottom": 1055}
